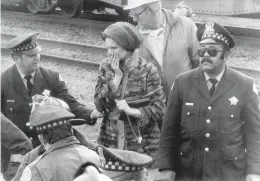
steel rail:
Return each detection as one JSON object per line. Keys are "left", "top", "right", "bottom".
{"left": 3, "top": 10, "right": 260, "bottom": 38}
{"left": 1, "top": 48, "right": 100, "bottom": 69}
{"left": 2, "top": 47, "right": 260, "bottom": 82}
{"left": 1, "top": 33, "right": 107, "bottom": 56}
{"left": 2, "top": 10, "right": 111, "bottom": 29}
{"left": 2, "top": 48, "right": 260, "bottom": 94}
{"left": 2, "top": 32, "right": 260, "bottom": 78}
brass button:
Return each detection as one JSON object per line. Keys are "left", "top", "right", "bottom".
{"left": 180, "top": 152, "right": 183, "bottom": 155}
{"left": 30, "top": 137, "right": 33, "bottom": 140}
{"left": 206, "top": 119, "right": 210, "bottom": 123}
{"left": 205, "top": 147, "right": 209, "bottom": 152}
{"left": 234, "top": 157, "right": 238, "bottom": 160}
{"left": 29, "top": 103, "right": 32, "bottom": 106}
{"left": 205, "top": 133, "right": 210, "bottom": 138}
{"left": 231, "top": 114, "right": 234, "bottom": 118}
{"left": 10, "top": 108, "right": 13, "bottom": 111}
{"left": 187, "top": 112, "right": 190, "bottom": 116}
{"left": 208, "top": 106, "right": 212, "bottom": 110}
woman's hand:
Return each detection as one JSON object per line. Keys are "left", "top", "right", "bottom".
{"left": 116, "top": 100, "right": 131, "bottom": 113}
{"left": 110, "top": 53, "right": 123, "bottom": 77}
{"left": 90, "top": 109, "right": 104, "bottom": 120}
{"left": 116, "top": 100, "right": 141, "bottom": 118}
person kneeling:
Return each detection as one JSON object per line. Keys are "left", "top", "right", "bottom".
{"left": 19, "top": 106, "right": 100, "bottom": 181}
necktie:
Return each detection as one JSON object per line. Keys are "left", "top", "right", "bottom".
{"left": 24, "top": 75, "right": 33, "bottom": 96}
{"left": 209, "top": 78, "right": 218, "bottom": 97}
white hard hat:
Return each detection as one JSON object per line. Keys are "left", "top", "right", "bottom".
{"left": 124, "top": 0, "right": 160, "bottom": 10}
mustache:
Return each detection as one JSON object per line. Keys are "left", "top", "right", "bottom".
{"left": 201, "top": 57, "right": 212, "bottom": 64}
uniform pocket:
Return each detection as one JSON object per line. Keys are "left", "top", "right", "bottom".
{"left": 181, "top": 105, "right": 199, "bottom": 131}
{"left": 220, "top": 107, "right": 242, "bottom": 133}
{"left": 179, "top": 142, "right": 194, "bottom": 177}
{"left": 221, "top": 148, "right": 246, "bottom": 180}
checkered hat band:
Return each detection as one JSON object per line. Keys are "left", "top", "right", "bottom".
{"left": 202, "top": 33, "right": 230, "bottom": 46}
{"left": 100, "top": 161, "right": 143, "bottom": 172}
{"left": 11, "top": 42, "right": 37, "bottom": 52}
{"left": 36, "top": 119, "right": 69, "bottom": 133}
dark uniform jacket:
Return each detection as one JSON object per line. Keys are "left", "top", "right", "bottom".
{"left": 1, "top": 65, "right": 94, "bottom": 143}
{"left": 158, "top": 67, "right": 260, "bottom": 181}
{"left": 1, "top": 114, "right": 33, "bottom": 180}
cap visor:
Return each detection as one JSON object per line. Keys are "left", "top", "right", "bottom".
{"left": 22, "top": 46, "right": 41, "bottom": 56}
{"left": 124, "top": 4, "right": 140, "bottom": 10}
{"left": 123, "top": 0, "right": 159, "bottom": 10}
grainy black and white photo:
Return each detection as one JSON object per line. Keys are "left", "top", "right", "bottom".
{"left": 1, "top": 0, "right": 260, "bottom": 181}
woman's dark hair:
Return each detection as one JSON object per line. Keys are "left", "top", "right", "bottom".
{"left": 74, "top": 162, "right": 101, "bottom": 179}
{"left": 42, "top": 124, "right": 72, "bottom": 144}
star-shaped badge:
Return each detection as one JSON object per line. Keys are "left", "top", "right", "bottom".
{"left": 229, "top": 96, "right": 238, "bottom": 106}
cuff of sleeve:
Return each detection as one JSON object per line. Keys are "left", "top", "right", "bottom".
{"left": 87, "top": 118, "right": 97, "bottom": 125}
{"left": 138, "top": 108, "right": 149, "bottom": 126}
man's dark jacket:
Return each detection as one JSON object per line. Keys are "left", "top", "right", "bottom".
{"left": 158, "top": 67, "right": 260, "bottom": 181}
{"left": 1, "top": 113, "right": 33, "bottom": 180}
{"left": 1, "top": 65, "right": 94, "bottom": 140}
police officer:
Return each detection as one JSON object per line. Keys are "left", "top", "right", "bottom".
{"left": 19, "top": 106, "right": 100, "bottom": 181}
{"left": 1, "top": 33, "right": 103, "bottom": 180}
{"left": 156, "top": 22, "right": 260, "bottom": 181}
{"left": 1, "top": 114, "right": 32, "bottom": 181}
{"left": 1, "top": 33, "right": 102, "bottom": 146}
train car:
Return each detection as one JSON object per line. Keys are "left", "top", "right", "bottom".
{"left": 162, "top": 0, "right": 260, "bottom": 16}
{"left": 2, "top": 0, "right": 260, "bottom": 18}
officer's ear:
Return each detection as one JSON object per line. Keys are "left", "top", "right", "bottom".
{"left": 11, "top": 52, "right": 22, "bottom": 62}
{"left": 220, "top": 44, "right": 230, "bottom": 60}
{"left": 223, "top": 51, "right": 230, "bottom": 60}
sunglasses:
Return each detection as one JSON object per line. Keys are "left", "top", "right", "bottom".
{"left": 198, "top": 46, "right": 223, "bottom": 57}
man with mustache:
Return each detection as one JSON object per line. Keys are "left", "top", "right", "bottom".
{"left": 156, "top": 22, "right": 260, "bottom": 181}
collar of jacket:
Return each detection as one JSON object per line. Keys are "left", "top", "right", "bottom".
{"left": 192, "top": 66, "right": 236, "bottom": 103}
{"left": 44, "top": 136, "right": 80, "bottom": 154}
{"left": 194, "top": 66, "right": 236, "bottom": 82}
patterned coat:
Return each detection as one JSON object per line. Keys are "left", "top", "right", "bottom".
{"left": 94, "top": 57, "right": 165, "bottom": 158}
{"left": 158, "top": 67, "right": 260, "bottom": 181}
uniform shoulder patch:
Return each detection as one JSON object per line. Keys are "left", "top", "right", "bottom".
{"left": 253, "top": 81, "right": 259, "bottom": 95}
{"left": 58, "top": 73, "right": 64, "bottom": 82}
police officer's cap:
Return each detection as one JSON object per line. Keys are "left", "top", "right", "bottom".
{"left": 5, "top": 33, "right": 41, "bottom": 55}
{"left": 96, "top": 145, "right": 153, "bottom": 172}
{"left": 197, "top": 22, "right": 235, "bottom": 49}
{"left": 28, "top": 106, "right": 85, "bottom": 134}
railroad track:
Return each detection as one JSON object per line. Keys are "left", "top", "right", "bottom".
{"left": 2, "top": 10, "right": 111, "bottom": 29}
{"left": 3, "top": 10, "right": 260, "bottom": 38}
{"left": 2, "top": 32, "right": 260, "bottom": 93}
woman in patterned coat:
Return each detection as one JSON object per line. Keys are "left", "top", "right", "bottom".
{"left": 94, "top": 22, "right": 165, "bottom": 159}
